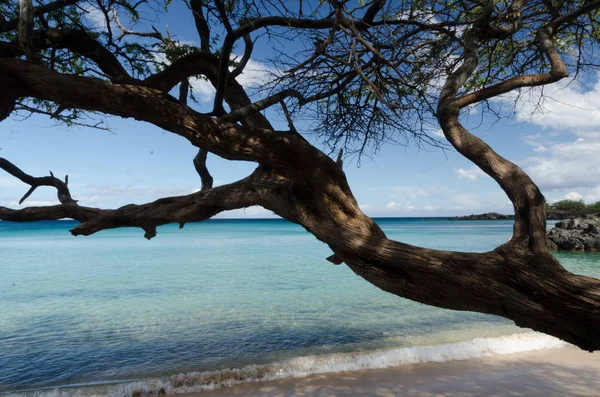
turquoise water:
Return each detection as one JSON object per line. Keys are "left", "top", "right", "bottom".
{"left": 0, "top": 218, "right": 598, "bottom": 395}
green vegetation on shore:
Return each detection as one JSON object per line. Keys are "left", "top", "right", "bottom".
{"left": 547, "top": 200, "right": 600, "bottom": 213}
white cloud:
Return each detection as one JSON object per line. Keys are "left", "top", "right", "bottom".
{"left": 525, "top": 138, "right": 600, "bottom": 190}
{"left": 505, "top": 75, "right": 600, "bottom": 193}
{"left": 564, "top": 191, "right": 583, "bottom": 201}
{"left": 216, "top": 206, "right": 275, "bottom": 218}
{"left": 0, "top": 176, "right": 27, "bottom": 188}
{"left": 548, "top": 187, "right": 600, "bottom": 204}
{"left": 452, "top": 194, "right": 480, "bottom": 209}
{"left": 455, "top": 166, "right": 485, "bottom": 181}
{"left": 189, "top": 57, "right": 278, "bottom": 102}
{"left": 189, "top": 77, "right": 216, "bottom": 102}
{"left": 235, "top": 58, "right": 278, "bottom": 88}
{"left": 82, "top": 4, "right": 112, "bottom": 31}
{"left": 396, "top": 9, "right": 440, "bottom": 24}
{"left": 386, "top": 201, "right": 415, "bottom": 211}
{"left": 9, "top": 200, "right": 56, "bottom": 206}
{"left": 584, "top": 187, "right": 600, "bottom": 203}
{"left": 81, "top": 184, "right": 198, "bottom": 199}
{"left": 512, "top": 77, "right": 600, "bottom": 134}
{"left": 431, "top": 128, "right": 445, "bottom": 138}
{"left": 381, "top": 186, "right": 451, "bottom": 198}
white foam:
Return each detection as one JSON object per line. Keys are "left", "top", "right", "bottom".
{"left": 10, "top": 332, "right": 566, "bottom": 397}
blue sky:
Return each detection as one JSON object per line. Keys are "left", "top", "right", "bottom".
{"left": 2, "top": 2, "right": 600, "bottom": 218}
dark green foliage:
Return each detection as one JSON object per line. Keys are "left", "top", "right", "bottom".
{"left": 551, "top": 200, "right": 589, "bottom": 212}
{"left": 587, "top": 201, "right": 600, "bottom": 212}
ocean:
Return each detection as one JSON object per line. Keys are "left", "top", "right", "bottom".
{"left": 1, "top": 218, "right": 599, "bottom": 396}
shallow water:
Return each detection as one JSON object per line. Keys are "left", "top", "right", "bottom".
{"left": 0, "top": 218, "right": 597, "bottom": 395}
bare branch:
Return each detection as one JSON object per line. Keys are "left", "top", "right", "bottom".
{"left": 112, "top": 9, "right": 170, "bottom": 44}
{"left": 18, "top": 0, "right": 37, "bottom": 62}
{"left": 220, "top": 89, "right": 302, "bottom": 123}
{"left": 1, "top": 0, "right": 80, "bottom": 33}
{"left": 189, "top": 0, "right": 211, "bottom": 51}
{"left": 193, "top": 148, "right": 213, "bottom": 191}
{"left": 179, "top": 78, "right": 189, "bottom": 105}
{"left": 230, "top": 34, "right": 253, "bottom": 78}
{"left": 0, "top": 157, "right": 77, "bottom": 205}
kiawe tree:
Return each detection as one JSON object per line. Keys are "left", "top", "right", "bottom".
{"left": 2, "top": 0, "right": 600, "bottom": 350}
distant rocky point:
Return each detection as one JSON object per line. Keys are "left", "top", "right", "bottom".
{"left": 547, "top": 216, "right": 600, "bottom": 251}
{"left": 451, "top": 211, "right": 593, "bottom": 220}
{"left": 450, "top": 212, "right": 514, "bottom": 220}
{"left": 452, "top": 212, "right": 600, "bottom": 251}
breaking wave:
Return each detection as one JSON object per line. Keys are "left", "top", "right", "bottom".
{"left": 8, "top": 332, "right": 566, "bottom": 397}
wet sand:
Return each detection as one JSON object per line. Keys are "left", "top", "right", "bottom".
{"left": 183, "top": 346, "right": 600, "bottom": 397}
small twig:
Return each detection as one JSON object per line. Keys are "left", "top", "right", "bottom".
{"left": 336, "top": 148, "right": 344, "bottom": 168}
{"left": 280, "top": 100, "right": 297, "bottom": 133}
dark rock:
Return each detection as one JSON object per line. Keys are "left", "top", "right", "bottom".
{"left": 547, "top": 216, "right": 600, "bottom": 251}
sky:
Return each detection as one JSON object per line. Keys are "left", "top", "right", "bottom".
{"left": 2, "top": 2, "right": 600, "bottom": 218}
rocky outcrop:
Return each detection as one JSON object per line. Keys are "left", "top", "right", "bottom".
{"left": 451, "top": 211, "right": 593, "bottom": 221}
{"left": 547, "top": 216, "right": 600, "bottom": 251}
{"left": 451, "top": 212, "right": 514, "bottom": 220}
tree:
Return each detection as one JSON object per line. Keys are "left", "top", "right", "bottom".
{"left": 1, "top": 0, "right": 600, "bottom": 351}
{"left": 550, "top": 199, "right": 587, "bottom": 212}
{"left": 588, "top": 201, "right": 600, "bottom": 212}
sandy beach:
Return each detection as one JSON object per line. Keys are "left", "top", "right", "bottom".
{"left": 183, "top": 346, "right": 600, "bottom": 397}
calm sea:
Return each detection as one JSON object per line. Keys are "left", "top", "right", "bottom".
{"left": 1, "top": 218, "right": 598, "bottom": 396}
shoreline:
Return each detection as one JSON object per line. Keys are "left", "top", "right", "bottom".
{"left": 185, "top": 345, "right": 600, "bottom": 397}
{"left": 3, "top": 332, "right": 575, "bottom": 397}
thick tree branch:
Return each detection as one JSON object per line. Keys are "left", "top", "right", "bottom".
{"left": 70, "top": 175, "right": 258, "bottom": 238}
{"left": 0, "top": 204, "right": 100, "bottom": 222}
{"left": 0, "top": 75, "right": 21, "bottom": 121}
{"left": 1, "top": 28, "right": 134, "bottom": 83}
{"left": 144, "top": 51, "right": 218, "bottom": 92}
{"left": 145, "top": 51, "right": 273, "bottom": 129}
{"left": 361, "top": 0, "right": 386, "bottom": 23}
{"left": 220, "top": 89, "right": 302, "bottom": 123}
{"left": 1, "top": 58, "right": 335, "bottom": 173}
{"left": 0, "top": 160, "right": 264, "bottom": 238}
